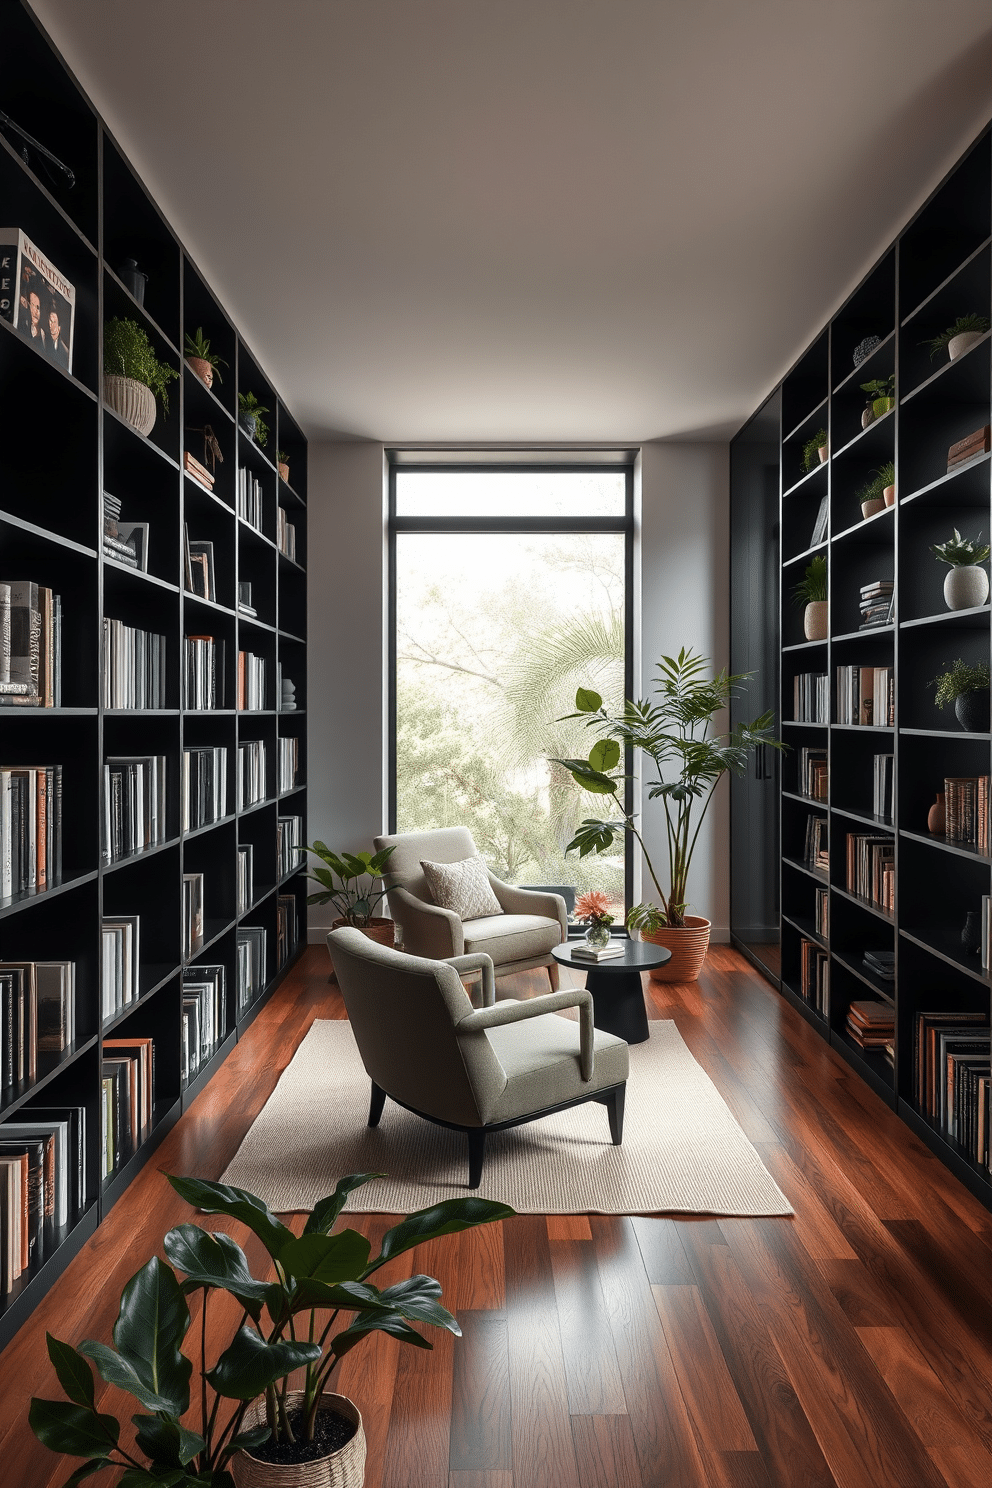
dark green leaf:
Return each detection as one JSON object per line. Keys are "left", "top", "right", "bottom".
{"left": 77, "top": 1342, "right": 180, "bottom": 1416}
{"left": 588, "top": 739, "right": 621, "bottom": 773}
{"left": 117, "top": 1471, "right": 188, "bottom": 1487}
{"left": 111, "top": 1257, "right": 192, "bottom": 1416}
{"left": 228, "top": 1426, "right": 272, "bottom": 1455}
{"left": 377, "top": 1275, "right": 461, "bottom": 1334}
{"left": 131, "top": 1413, "right": 205, "bottom": 1469}
{"left": 62, "top": 1463, "right": 115, "bottom": 1485}
{"left": 163, "top": 1225, "right": 268, "bottom": 1321}
{"left": 47, "top": 1334, "right": 96, "bottom": 1410}
{"left": 286, "top": 1277, "right": 389, "bottom": 1313}
{"left": 331, "top": 1312, "right": 434, "bottom": 1359}
{"left": 28, "top": 1397, "right": 120, "bottom": 1457}
{"left": 564, "top": 820, "right": 619, "bottom": 857}
{"left": 165, "top": 1176, "right": 294, "bottom": 1259}
{"left": 205, "top": 1326, "right": 321, "bottom": 1401}
{"left": 371, "top": 1198, "right": 514, "bottom": 1270}
{"left": 279, "top": 1229, "right": 371, "bottom": 1288}
{"left": 303, "top": 1173, "right": 385, "bottom": 1235}
{"left": 575, "top": 687, "right": 602, "bottom": 712}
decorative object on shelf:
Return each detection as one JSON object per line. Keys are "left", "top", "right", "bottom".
{"left": 922, "top": 312, "right": 990, "bottom": 362}
{"left": 802, "top": 428, "right": 828, "bottom": 474}
{"left": 856, "top": 475, "right": 885, "bottom": 519}
{"left": 962, "top": 909, "right": 982, "bottom": 955}
{"left": 116, "top": 256, "right": 148, "bottom": 304}
{"left": 859, "top": 374, "right": 895, "bottom": 427}
{"left": 277, "top": 449, "right": 291, "bottom": 481}
{"left": 0, "top": 225, "right": 75, "bottom": 373}
{"left": 930, "top": 658, "right": 992, "bottom": 732}
{"left": 852, "top": 334, "right": 880, "bottom": 368}
{"left": 103, "top": 315, "right": 177, "bottom": 436}
{"left": 946, "top": 424, "right": 992, "bottom": 473}
{"left": 552, "top": 649, "right": 782, "bottom": 982}
{"left": 238, "top": 390, "right": 270, "bottom": 447}
{"left": 574, "top": 889, "right": 615, "bottom": 949}
{"left": 877, "top": 460, "right": 896, "bottom": 506}
{"left": 793, "top": 554, "right": 828, "bottom": 639}
{"left": 187, "top": 422, "right": 225, "bottom": 476}
{"left": 305, "top": 842, "right": 395, "bottom": 981}
{"left": 927, "top": 792, "right": 946, "bottom": 834}
{"left": 184, "top": 325, "right": 228, "bottom": 389}
{"left": 930, "top": 529, "right": 990, "bottom": 611}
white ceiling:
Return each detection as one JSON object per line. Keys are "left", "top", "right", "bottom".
{"left": 30, "top": 0, "right": 992, "bottom": 444}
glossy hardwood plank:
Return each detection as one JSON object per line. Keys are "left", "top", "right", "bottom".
{"left": 547, "top": 1216, "right": 593, "bottom": 1240}
{"left": 449, "top": 1312, "right": 511, "bottom": 1472}
{"left": 630, "top": 1216, "right": 696, "bottom": 1285}
{"left": 570, "top": 1414, "right": 642, "bottom": 1488}
{"left": 650, "top": 1284, "right": 757, "bottom": 1452}
{"left": 549, "top": 1238, "right": 626, "bottom": 1414}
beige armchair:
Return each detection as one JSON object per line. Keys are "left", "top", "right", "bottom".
{"left": 327, "top": 926, "right": 629, "bottom": 1187}
{"left": 373, "top": 827, "right": 568, "bottom": 988}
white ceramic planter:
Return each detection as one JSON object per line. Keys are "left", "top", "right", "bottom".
{"left": 948, "top": 331, "right": 985, "bottom": 361}
{"left": 104, "top": 375, "right": 156, "bottom": 436}
{"left": 944, "top": 564, "right": 989, "bottom": 611}
{"left": 804, "top": 600, "right": 828, "bottom": 640}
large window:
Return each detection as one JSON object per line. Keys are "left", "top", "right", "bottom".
{"left": 390, "top": 463, "right": 633, "bottom": 917}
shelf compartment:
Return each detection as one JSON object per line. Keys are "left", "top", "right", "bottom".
{"left": 899, "top": 131, "right": 991, "bottom": 320}
{"left": 833, "top": 329, "right": 896, "bottom": 396}
{"left": 900, "top": 233, "right": 991, "bottom": 393}
{"left": 900, "top": 926, "right": 990, "bottom": 986}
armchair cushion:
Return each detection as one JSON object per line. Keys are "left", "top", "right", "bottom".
{"left": 485, "top": 1004, "right": 628, "bottom": 1123}
{"left": 421, "top": 854, "right": 503, "bottom": 920}
{"left": 463, "top": 914, "right": 564, "bottom": 964}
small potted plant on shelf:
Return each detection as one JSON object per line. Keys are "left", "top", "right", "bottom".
{"left": 184, "top": 326, "right": 228, "bottom": 390}
{"left": 238, "top": 391, "right": 270, "bottom": 447}
{"left": 930, "top": 658, "right": 991, "bottom": 732}
{"left": 923, "top": 312, "right": 990, "bottom": 362}
{"left": 277, "top": 449, "right": 290, "bottom": 482}
{"left": 930, "top": 528, "right": 991, "bottom": 611}
{"left": 856, "top": 471, "right": 887, "bottom": 520}
{"left": 103, "top": 315, "right": 178, "bottom": 437}
{"left": 793, "top": 553, "right": 828, "bottom": 639}
{"left": 551, "top": 650, "right": 782, "bottom": 982}
{"left": 860, "top": 373, "right": 895, "bottom": 427}
{"left": 573, "top": 889, "right": 615, "bottom": 950}
{"left": 304, "top": 843, "right": 396, "bottom": 981}
{"left": 802, "top": 428, "right": 828, "bottom": 474}
{"left": 877, "top": 459, "right": 896, "bottom": 506}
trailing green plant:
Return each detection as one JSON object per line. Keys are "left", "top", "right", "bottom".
{"left": 930, "top": 529, "right": 991, "bottom": 567}
{"left": 238, "top": 391, "right": 270, "bottom": 447}
{"left": 930, "top": 658, "right": 991, "bottom": 709}
{"left": 922, "top": 313, "right": 990, "bottom": 360}
{"left": 792, "top": 553, "right": 827, "bottom": 606}
{"left": 802, "top": 428, "right": 828, "bottom": 474}
{"left": 550, "top": 649, "right": 783, "bottom": 930}
{"left": 184, "top": 326, "right": 228, "bottom": 382}
{"left": 104, "top": 316, "right": 178, "bottom": 414}
{"left": 303, "top": 842, "right": 396, "bottom": 926}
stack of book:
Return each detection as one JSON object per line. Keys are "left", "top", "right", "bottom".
{"left": 102, "top": 617, "right": 167, "bottom": 709}
{"left": 861, "top": 949, "right": 894, "bottom": 984}
{"left": 0, "top": 764, "right": 63, "bottom": 895}
{"left": 0, "top": 580, "right": 62, "bottom": 706}
{"left": 183, "top": 530, "right": 215, "bottom": 601}
{"left": 237, "top": 843, "right": 254, "bottom": 915}
{"left": 799, "top": 938, "right": 829, "bottom": 1013}
{"left": 845, "top": 831, "right": 894, "bottom": 911}
{"left": 277, "top": 894, "right": 298, "bottom": 969}
{"left": 184, "top": 634, "right": 225, "bottom": 709}
{"left": 278, "top": 736, "right": 299, "bottom": 793}
{"left": 182, "top": 965, "right": 226, "bottom": 1085}
{"left": 237, "top": 468, "right": 264, "bottom": 531}
{"left": 101, "top": 1037, "right": 153, "bottom": 1179}
{"left": 237, "top": 651, "right": 267, "bottom": 710}
{"left": 103, "top": 755, "right": 167, "bottom": 863}
{"left": 859, "top": 580, "right": 894, "bottom": 630}
{"left": 238, "top": 740, "right": 267, "bottom": 809}
{"left": 815, "top": 886, "right": 828, "bottom": 937}
{"left": 182, "top": 747, "right": 229, "bottom": 831}
{"left": 183, "top": 449, "right": 216, "bottom": 492}
{"left": 804, "top": 814, "right": 828, "bottom": 875}
{"left": 944, "top": 776, "right": 989, "bottom": 848}
{"left": 946, "top": 424, "right": 991, "bottom": 474}
{"left": 237, "top": 925, "right": 267, "bottom": 1012}
{"left": 277, "top": 814, "right": 303, "bottom": 879}
{"left": 873, "top": 753, "right": 894, "bottom": 821}
{"left": 103, "top": 495, "right": 148, "bottom": 572}
{"left": 835, "top": 665, "right": 894, "bottom": 726}
{"left": 101, "top": 915, "right": 140, "bottom": 1020}
{"left": 793, "top": 673, "right": 829, "bottom": 723}
{"left": 277, "top": 507, "right": 296, "bottom": 560}
{"left": 798, "top": 747, "right": 827, "bottom": 800}
{"left": 0, "top": 1104, "right": 86, "bottom": 1290}
{"left": 570, "top": 940, "right": 623, "bottom": 962}
{"left": 0, "top": 962, "right": 74, "bottom": 1080}
{"left": 846, "top": 999, "right": 894, "bottom": 1052}
{"left": 915, "top": 1010, "right": 990, "bottom": 1159}
{"left": 182, "top": 873, "right": 204, "bottom": 958}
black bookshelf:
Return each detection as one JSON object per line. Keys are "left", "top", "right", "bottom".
{"left": 732, "top": 122, "right": 992, "bottom": 1210}
{"left": 0, "top": 2, "right": 307, "bottom": 1346}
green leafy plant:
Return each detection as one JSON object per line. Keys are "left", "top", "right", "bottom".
{"left": 930, "top": 658, "right": 991, "bottom": 708}
{"left": 930, "top": 529, "right": 991, "bottom": 567}
{"left": 277, "top": 450, "right": 289, "bottom": 467}
{"left": 303, "top": 843, "right": 396, "bottom": 926}
{"left": 550, "top": 649, "right": 783, "bottom": 930}
{"left": 856, "top": 472, "right": 886, "bottom": 508}
{"left": 792, "top": 554, "right": 827, "bottom": 606}
{"left": 922, "top": 313, "right": 990, "bottom": 359}
{"left": 875, "top": 459, "right": 895, "bottom": 489}
{"left": 184, "top": 326, "right": 228, "bottom": 383}
{"left": 860, "top": 374, "right": 895, "bottom": 399}
{"left": 238, "top": 391, "right": 270, "bottom": 448}
{"left": 802, "top": 428, "right": 828, "bottom": 474}
{"left": 104, "top": 316, "right": 178, "bottom": 415}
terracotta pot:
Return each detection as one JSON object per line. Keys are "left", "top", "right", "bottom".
{"left": 278, "top": 461, "right": 290, "bottom": 482}
{"left": 804, "top": 600, "right": 828, "bottom": 641}
{"left": 817, "top": 444, "right": 828, "bottom": 464}
{"left": 103, "top": 374, "right": 155, "bottom": 436}
{"left": 327, "top": 917, "right": 394, "bottom": 983}
{"left": 928, "top": 792, "right": 946, "bottom": 834}
{"left": 233, "top": 1391, "right": 366, "bottom": 1487}
{"left": 944, "top": 564, "right": 989, "bottom": 611}
{"left": 186, "top": 354, "right": 214, "bottom": 389}
{"left": 861, "top": 498, "right": 885, "bottom": 519}
{"left": 883, "top": 484, "right": 896, "bottom": 506}
{"left": 638, "top": 916, "right": 711, "bottom": 982}
{"left": 948, "top": 330, "right": 985, "bottom": 361}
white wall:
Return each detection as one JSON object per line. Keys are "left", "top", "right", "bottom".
{"left": 306, "top": 438, "right": 730, "bottom": 941}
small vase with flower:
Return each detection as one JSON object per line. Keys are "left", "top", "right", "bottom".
{"left": 574, "top": 890, "right": 615, "bottom": 949}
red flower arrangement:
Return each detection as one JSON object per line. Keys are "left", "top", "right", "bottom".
{"left": 574, "top": 890, "right": 615, "bottom": 928}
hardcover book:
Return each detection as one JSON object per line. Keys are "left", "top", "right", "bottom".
{"left": 0, "top": 228, "right": 75, "bottom": 373}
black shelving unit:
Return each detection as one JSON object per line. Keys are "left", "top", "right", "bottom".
{"left": 732, "top": 121, "right": 992, "bottom": 1210}
{"left": 0, "top": 2, "right": 307, "bottom": 1346}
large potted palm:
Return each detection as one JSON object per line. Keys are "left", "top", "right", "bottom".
{"left": 552, "top": 649, "right": 782, "bottom": 981}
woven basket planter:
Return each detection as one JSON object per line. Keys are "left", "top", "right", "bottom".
{"left": 233, "top": 1391, "right": 366, "bottom": 1487}
{"left": 638, "top": 916, "right": 711, "bottom": 982}
{"left": 326, "top": 917, "right": 394, "bottom": 984}
{"left": 104, "top": 374, "right": 156, "bottom": 436}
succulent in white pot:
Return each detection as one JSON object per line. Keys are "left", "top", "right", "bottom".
{"left": 923, "top": 313, "right": 990, "bottom": 363}
{"left": 931, "top": 529, "right": 990, "bottom": 612}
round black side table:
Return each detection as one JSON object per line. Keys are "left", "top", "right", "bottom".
{"left": 551, "top": 939, "right": 671, "bottom": 1044}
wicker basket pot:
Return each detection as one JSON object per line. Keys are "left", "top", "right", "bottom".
{"left": 103, "top": 374, "right": 156, "bottom": 436}
{"left": 233, "top": 1391, "right": 366, "bottom": 1487}
{"left": 638, "top": 916, "right": 711, "bottom": 982}
{"left": 327, "top": 917, "right": 394, "bottom": 984}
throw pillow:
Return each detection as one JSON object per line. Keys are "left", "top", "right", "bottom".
{"left": 421, "top": 855, "right": 503, "bottom": 921}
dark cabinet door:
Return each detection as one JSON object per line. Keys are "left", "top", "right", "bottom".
{"left": 730, "top": 391, "right": 781, "bottom": 980}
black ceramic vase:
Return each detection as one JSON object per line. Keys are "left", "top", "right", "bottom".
{"left": 955, "top": 688, "right": 991, "bottom": 732}
{"left": 962, "top": 909, "right": 982, "bottom": 955}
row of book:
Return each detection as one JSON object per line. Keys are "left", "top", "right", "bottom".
{"left": 237, "top": 468, "right": 265, "bottom": 532}
{"left": 238, "top": 843, "right": 254, "bottom": 915}
{"left": 183, "top": 450, "right": 216, "bottom": 493}
{"left": 184, "top": 528, "right": 216, "bottom": 601}
{"left": 238, "top": 651, "right": 266, "bottom": 710}
{"left": 101, "top": 1038, "right": 153, "bottom": 1180}
{"left": 277, "top": 815, "right": 303, "bottom": 880}
{"left": 1, "top": 764, "right": 63, "bottom": 897}
{"left": 237, "top": 925, "right": 267, "bottom": 1013}
{"left": 859, "top": 580, "right": 894, "bottom": 631}
{"left": 846, "top": 831, "right": 894, "bottom": 912}
{"left": 184, "top": 634, "right": 225, "bottom": 710}
{"left": 846, "top": 998, "right": 894, "bottom": 1053}
{"left": 278, "top": 736, "right": 299, "bottom": 794}
{"left": 103, "top": 755, "right": 167, "bottom": 863}
{"left": 182, "top": 964, "right": 227, "bottom": 1086}
{"left": 794, "top": 672, "right": 829, "bottom": 723}
{"left": 0, "top": 1103, "right": 86, "bottom": 1294}
{"left": 804, "top": 814, "right": 828, "bottom": 876}
{"left": 0, "top": 580, "right": 61, "bottom": 707}
{"left": 914, "top": 1010, "right": 990, "bottom": 1166}
{"left": 0, "top": 960, "right": 76, "bottom": 1088}
{"left": 103, "top": 618, "right": 168, "bottom": 710}
{"left": 238, "top": 740, "right": 267, "bottom": 809}
{"left": 101, "top": 916, "right": 140, "bottom": 1021}
{"left": 943, "top": 776, "right": 989, "bottom": 849}
{"left": 183, "top": 873, "right": 204, "bottom": 958}
{"left": 277, "top": 507, "right": 297, "bottom": 561}
{"left": 836, "top": 666, "right": 894, "bottom": 727}
{"left": 183, "top": 747, "right": 229, "bottom": 832}
{"left": 104, "top": 495, "right": 148, "bottom": 573}
{"left": 947, "top": 423, "right": 991, "bottom": 474}
{"left": 815, "top": 886, "right": 828, "bottom": 937}
{"left": 862, "top": 948, "right": 894, "bottom": 984}
{"left": 873, "top": 753, "right": 894, "bottom": 821}
{"left": 276, "top": 894, "right": 298, "bottom": 969}
{"left": 798, "top": 746, "right": 827, "bottom": 800}
{"left": 799, "top": 937, "right": 829, "bottom": 1014}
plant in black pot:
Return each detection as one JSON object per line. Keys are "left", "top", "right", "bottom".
{"left": 930, "top": 658, "right": 991, "bottom": 732}
{"left": 238, "top": 391, "right": 270, "bottom": 448}
{"left": 104, "top": 315, "right": 178, "bottom": 437}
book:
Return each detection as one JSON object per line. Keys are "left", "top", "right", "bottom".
{"left": 947, "top": 425, "right": 991, "bottom": 469}
{"left": 183, "top": 450, "right": 215, "bottom": 489}
{"left": 183, "top": 873, "right": 204, "bottom": 956}
{"left": 809, "top": 494, "right": 829, "bottom": 548}
{"left": 570, "top": 943, "right": 624, "bottom": 961}
{"left": 187, "top": 540, "right": 216, "bottom": 601}
{"left": 0, "top": 227, "right": 75, "bottom": 373}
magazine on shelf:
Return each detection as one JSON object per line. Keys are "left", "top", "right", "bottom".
{"left": 0, "top": 227, "right": 75, "bottom": 373}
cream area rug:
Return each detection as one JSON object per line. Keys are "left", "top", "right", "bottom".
{"left": 221, "top": 1019, "right": 792, "bottom": 1217}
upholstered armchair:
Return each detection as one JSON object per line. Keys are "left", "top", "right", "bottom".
{"left": 327, "top": 926, "right": 629, "bottom": 1187}
{"left": 373, "top": 827, "right": 568, "bottom": 987}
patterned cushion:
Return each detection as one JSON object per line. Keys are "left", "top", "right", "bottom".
{"left": 421, "top": 855, "right": 503, "bottom": 921}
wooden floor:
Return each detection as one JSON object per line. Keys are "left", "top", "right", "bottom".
{"left": 3, "top": 944, "right": 992, "bottom": 1487}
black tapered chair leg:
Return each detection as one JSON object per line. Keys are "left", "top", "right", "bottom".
{"left": 368, "top": 1081, "right": 386, "bottom": 1127}
{"left": 467, "top": 1128, "right": 487, "bottom": 1188}
{"left": 606, "top": 1085, "right": 625, "bottom": 1145}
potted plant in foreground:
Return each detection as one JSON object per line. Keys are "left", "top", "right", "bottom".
{"left": 931, "top": 528, "right": 990, "bottom": 611}
{"left": 31, "top": 1172, "right": 512, "bottom": 1487}
{"left": 104, "top": 315, "right": 178, "bottom": 436}
{"left": 185, "top": 326, "right": 228, "bottom": 390}
{"left": 304, "top": 843, "right": 397, "bottom": 981}
{"left": 802, "top": 428, "right": 828, "bottom": 475}
{"left": 930, "top": 658, "right": 991, "bottom": 732}
{"left": 238, "top": 392, "right": 270, "bottom": 447}
{"left": 923, "top": 312, "right": 990, "bottom": 362}
{"left": 551, "top": 649, "right": 782, "bottom": 981}
{"left": 794, "top": 553, "right": 828, "bottom": 639}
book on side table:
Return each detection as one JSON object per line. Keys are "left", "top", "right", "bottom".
{"left": 570, "top": 943, "right": 624, "bottom": 961}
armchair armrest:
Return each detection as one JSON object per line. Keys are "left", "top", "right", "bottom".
{"left": 387, "top": 884, "right": 464, "bottom": 958}
{"left": 458, "top": 988, "right": 595, "bottom": 1080}
{"left": 445, "top": 953, "right": 496, "bottom": 1007}
{"left": 489, "top": 878, "right": 568, "bottom": 939}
